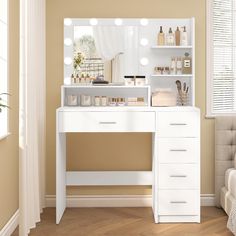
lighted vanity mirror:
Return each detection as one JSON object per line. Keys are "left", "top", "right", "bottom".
{"left": 64, "top": 19, "right": 147, "bottom": 84}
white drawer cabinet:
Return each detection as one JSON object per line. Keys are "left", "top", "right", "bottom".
{"left": 154, "top": 110, "right": 200, "bottom": 223}
{"left": 58, "top": 111, "right": 156, "bottom": 132}
{"left": 158, "top": 190, "right": 200, "bottom": 215}
{"left": 158, "top": 164, "right": 199, "bottom": 189}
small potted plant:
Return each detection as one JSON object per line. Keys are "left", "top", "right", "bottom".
{"left": 73, "top": 51, "right": 84, "bottom": 75}
{"left": 0, "top": 93, "right": 10, "bottom": 112}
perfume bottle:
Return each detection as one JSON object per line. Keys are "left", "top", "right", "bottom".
{"left": 158, "top": 26, "right": 165, "bottom": 45}
{"left": 181, "top": 26, "right": 188, "bottom": 46}
{"left": 166, "top": 27, "right": 175, "bottom": 46}
{"left": 175, "top": 27, "right": 180, "bottom": 46}
{"left": 182, "top": 52, "right": 192, "bottom": 74}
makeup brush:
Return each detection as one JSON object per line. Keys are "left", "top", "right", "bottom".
{"left": 186, "top": 86, "right": 189, "bottom": 94}
{"left": 176, "top": 80, "right": 183, "bottom": 105}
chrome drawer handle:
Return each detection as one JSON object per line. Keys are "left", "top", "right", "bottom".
{"left": 99, "top": 122, "right": 117, "bottom": 125}
{"left": 169, "top": 123, "right": 187, "bottom": 126}
{"left": 170, "top": 201, "right": 187, "bottom": 204}
{"left": 170, "top": 149, "right": 187, "bottom": 152}
{"left": 170, "top": 175, "right": 187, "bottom": 178}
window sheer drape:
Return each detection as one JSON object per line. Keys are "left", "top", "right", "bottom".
{"left": 19, "top": 0, "right": 46, "bottom": 235}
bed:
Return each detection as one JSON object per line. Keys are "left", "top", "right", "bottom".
{"left": 215, "top": 116, "right": 236, "bottom": 233}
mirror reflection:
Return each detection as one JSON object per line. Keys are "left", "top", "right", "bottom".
{"left": 73, "top": 26, "right": 139, "bottom": 83}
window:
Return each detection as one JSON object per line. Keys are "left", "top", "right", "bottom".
{"left": 0, "top": 0, "right": 8, "bottom": 138}
{"left": 207, "top": 0, "right": 236, "bottom": 116}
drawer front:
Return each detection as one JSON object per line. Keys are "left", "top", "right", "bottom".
{"left": 158, "top": 164, "right": 199, "bottom": 189}
{"left": 58, "top": 111, "right": 156, "bottom": 132}
{"left": 157, "top": 112, "right": 200, "bottom": 137}
{"left": 158, "top": 138, "right": 199, "bottom": 163}
{"left": 159, "top": 190, "right": 200, "bottom": 215}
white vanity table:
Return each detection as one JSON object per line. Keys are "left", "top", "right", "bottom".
{"left": 56, "top": 106, "right": 200, "bottom": 224}
{"left": 57, "top": 17, "right": 200, "bottom": 224}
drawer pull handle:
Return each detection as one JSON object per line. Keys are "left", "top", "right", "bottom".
{"left": 170, "top": 201, "right": 187, "bottom": 204}
{"left": 99, "top": 122, "right": 117, "bottom": 125}
{"left": 170, "top": 175, "right": 187, "bottom": 178}
{"left": 169, "top": 123, "right": 187, "bottom": 126}
{"left": 170, "top": 149, "right": 187, "bottom": 152}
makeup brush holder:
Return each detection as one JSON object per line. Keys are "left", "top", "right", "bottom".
{"left": 177, "top": 92, "right": 189, "bottom": 106}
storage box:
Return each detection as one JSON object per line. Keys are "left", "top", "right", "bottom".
{"left": 152, "top": 90, "right": 176, "bottom": 107}
{"left": 124, "top": 76, "right": 135, "bottom": 86}
{"left": 135, "top": 76, "right": 146, "bottom": 86}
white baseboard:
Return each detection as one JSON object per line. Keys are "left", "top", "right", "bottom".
{"left": 0, "top": 210, "right": 19, "bottom": 236}
{"left": 46, "top": 194, "right": 215, "bottom": 207}
{"left": 201, "top": 194, "right": 215, "bottom": 206}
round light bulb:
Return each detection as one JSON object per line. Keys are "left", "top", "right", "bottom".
{"left": 64, "top": 77, "right": 71, "bottom": 85}
{"left": 140, "top": 57, "right": 149, "bottom": 66}
{"left": 64, "top": 18, "right": 72, "bottom": 26}
{"left": 90, "top": 18, "right": 98, "bottom": 25}
{"left": 140, "top": 38, "right": 149, "bottom": 46}
{"left": 64, "top": 38, "right": 72, "bottom": 46}
{"left": 64, "top": 57, "right": 72, "bottom": 65}
{"left": 140, "top": 18, "right": 148, "bottom": 26}
{"left": 115, "top": 18, "right": 123, "bottom": 26}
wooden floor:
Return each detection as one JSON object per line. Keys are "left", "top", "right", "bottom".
{"left": 12, "top": 207, "right": 233, "bottom": 236}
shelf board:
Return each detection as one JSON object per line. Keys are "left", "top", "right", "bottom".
{"left": 151, "top": 74, "right": 193, "bottom": 77}
{"left": 63, "top": 85, "right": 150, "bottom": 88}
{"left": 151, "top": 45, "right": 192, "bottom": 49}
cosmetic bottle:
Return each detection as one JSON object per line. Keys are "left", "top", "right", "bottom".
{"left": 182, "top": 52, "right": 192, "bottom": 74}
{"left": 158, "top": 26, "right": 165, "bottom": 46}
{"left": 170, "top": 57, "right": 176, "bottom": 75}
{"left": 181, "top": 26, "right": 188, "bottom": 46}
{"left": 71, "top": 74, "right": 76, "bottom": 84}
{"left": 109, "top": 98, "right": 117, "bottom": 106}
{"left": 76, "top": 74, "right": 80, "bottom": 84}
{"left": 175, "top": 27, "right": 180, "bottom": 46}
{"left": 166, "top": 27, "right": 175, "bottom": 46}
{"left": 176, "top": 57, "right": 182, "bottom": 75}
{"left": 94, "top": 96, "right": 101, "bottom": 106}
{"left": 101, "top": 96, "right": 107, "bottom": 106}
{"left": 117, "top": 98, "right": 126, "bottom": 106}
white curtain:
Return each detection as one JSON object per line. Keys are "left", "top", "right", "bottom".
{"left": 123, "top": 26, "right": 139, "bottom": 75}
{"left": 93, "top": 26, "right": 124, "bottom": 83}
{"left": 19, "top": 0, "right": 46, "bottom": 235}
{"left": 93, "top": 26, "right": 139, "bottom": 82}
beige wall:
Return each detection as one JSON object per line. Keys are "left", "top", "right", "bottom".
{"left": 0, "top": 0, "right": 19, "bottom": 230}
{"left": 46, "top": 0, "right": 215, "bottom": 196}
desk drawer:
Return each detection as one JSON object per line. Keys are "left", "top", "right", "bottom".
{"left": 157, "top": 112, "right": 199, "bottom": 137}
{"left": 157, "top": 138, "right": 199, "bottom": 163}
{"left": 58, "top": 111, "right": 156, "bottom": 132}
{"left": 159, "top": 190, "right": 199, "bottom": 215}
{"left": 158, "top": 164, "right": 199, "bottom": 189}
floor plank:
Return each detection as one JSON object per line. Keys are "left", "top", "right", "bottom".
{"left": 12, "top": 207, "right": 233, "bottom": 236}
